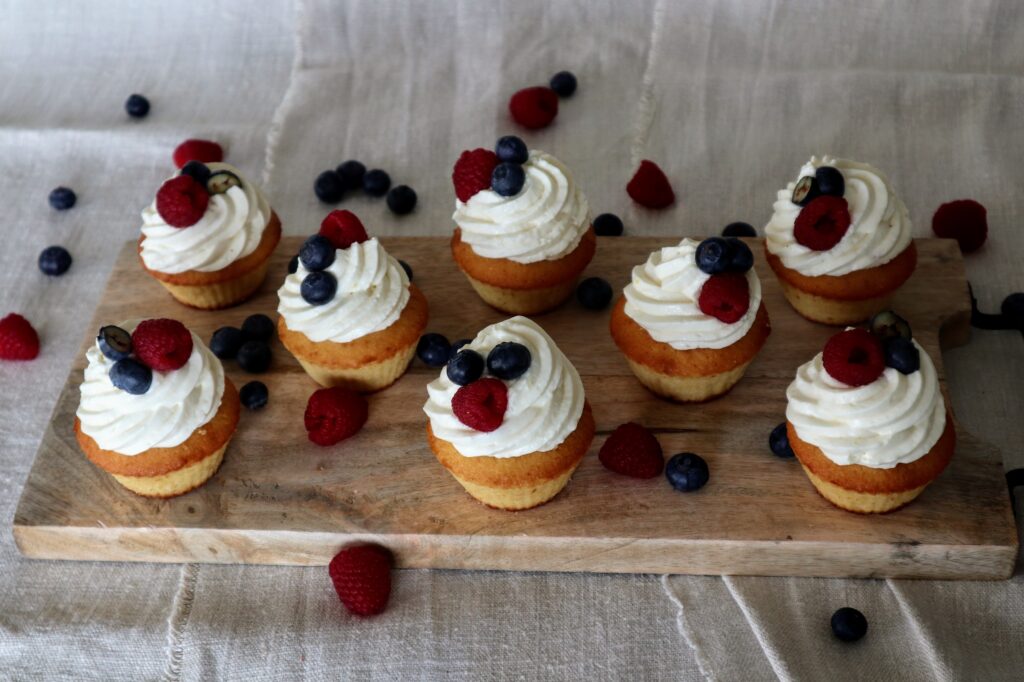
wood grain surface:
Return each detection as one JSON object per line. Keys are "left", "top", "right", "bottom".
{"left": 12, "top": 237, "right": 1019, "bottom": 579}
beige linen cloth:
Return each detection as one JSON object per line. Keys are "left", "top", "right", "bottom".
{"left": 1, "top": 1, "right": 1022, "bottom": 680}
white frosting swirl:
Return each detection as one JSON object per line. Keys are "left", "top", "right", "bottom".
{"left": 423, "top": 316, "right": 584, "bottom": 458}
{"left": 765, "top": 156, "right": 912, "bottom": 277}
{"left": 140, "top": 162, "right": 271, "bottom": 274}
{"left": 453, "top": 150, "right": 589, "bottom": 264}
{"left": 786, "top": 338, "right": 946, "bottom": 468}
{"left": 76, "top": 322, "right": 225, "bottom": 456}
{"left": 277, "top": 238, "right": 410, "bottom": 344}
{"left": 623, "top": 238, "right": 762, "bottom": 350}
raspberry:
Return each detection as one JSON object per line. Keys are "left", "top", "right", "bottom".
{"left": 304, "top": 387, "right": 368, "bottom": 446}
{"left": 0, "top": 313, "right": 40, "bottom": 361}
{"left": 794, "top": 195, "right": 851, "bottom": 251}
{"left": 132, "top": 318, "right": 193, "bottom": 371}
{"left": 822, "top": 328, "right": 885, "bottom": 387}
{"left": 172, "top": 139, "right": 224, "bottom": 169}
{"left": 155, "top": 175, "right": 209, "bottom": 228}
{"left": 627, "top": 160, "right": 675, "bottom": 209}
{"left": 452, "top": 148, "right": 498, "bottom": 203}
{"left": 932, "top": 199, "right": 987, "bottom": 254}
{"left": 598, "top": 422, "right": 664, "bottom": 478}
{"left": 319, "top": 210, "right": 368, "bottom": 249}
{"left": 698, "top": 273, "right": 750, "bottom": 323}
{"left": 509, "top": 86, "right": 559, "bottom": 129}
{"left": 328, "top": 544, "right": 392, "bottom": 617}
{"left": 451, "top": 378, "right": 508, "bottom": 432}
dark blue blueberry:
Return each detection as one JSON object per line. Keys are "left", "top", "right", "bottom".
{"left": 725, "top": 238, "right": 754, "bottom": 273}
{"left": 38, "top": 246, "right": 72, "bottom": 276}
{"left": 125, "top": 93, "right": 150, "bottom": 118}
{"left": 769, "top": 422, "right": 795, "bottom": 458}
{"left": 399, "top": 260, "right": 413, "bottom": 281}
{"left": 210, "top": 327, "right": 244, "bottom": 359}
{"left": 869, "top": 310, "right": 912, "bottom": 341}
{"left": 665, "top": 453, "right": 709, "bottom": 492}
{"left": 486, "top": 342, "right": 531, "bottom": 380}
{"left": 335, "top": 160, "right": 366, "bottom": 190}
{"left": 48, "top": 187, "right": 76, "bottom": 211}
{"left": 362, "top": 169, "right": 391, "bottom": 197}
{"left": 314, "top": 170, "right": 345, "bottom": 203}
{"left": 577, "top": 277, "right": 613, "bottom": 310}
{"left": 695, "top": 237, "right": 733, "bottom": 275}
{"left": 815, "top": 166, "right": 845, "bottom": 197}
{"left": 300, "top": 271, "right": 337, "bottom": 305}
{"left": 549, "top": 71, "right": 578, "bottom": 98}
{"left": 386, "top": 185, "right": 417, "bottom": 215}
{"left": 884, "top": 337, "right": 920, "bottom": 374}
{"left": 722, "top": 222, "right": 756, "bottom": 238}
{"left": 495, "top": 135, "right": 529, "bottom": 164}
{"left": 1001, "top": 292, "right": 1024, "bottom": 329}
{"left": 240, "top": 381, "right": 269, "bottom": 410}
{"left": 237, "top": 340, "right": 272, "bottom": 373}
{"left": 831, "top": 607, "right": 868, "bottom": 642}
{"left": 288, "top": 254, "right": 299, "bottom": 274}
{"left": 180, "top": 161, "right": 212, "bottom": 185}
{"left": 417, "top": 333, "right": 451, "bottom": 367}
{"left": 593, "top": 213, "right": 624, "bottom": 236}
{"left": 446, "top": 349, "right": 485, "bottom": 386}
{"left": 791, "top": 175, "right": 820, "bottom": 206}
{"left": 449, "top": 338, "right": 472, "bottom": 357}
{"left": 96, "top": 325, "right": 132, "bottom": 361}
{"left": 110, "top": 358, "right": 152, "bottom": 395}
{"left": 491, "top": 162, "right": 526, "bottom": 196}
{"left": 242, "top": 314, "right": 275, "bottom": 343}
{"left": 299, "top": 234, "right": 336, "bottom": 272}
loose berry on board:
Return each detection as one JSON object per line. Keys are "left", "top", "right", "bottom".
{"left": 416, "top": 333, "right": 451, "bottom": 367}
{"left": 665, "top": 453, "right": 709, "bottom": 492}
{"left": 240, "top": 381, "right": 269, "bottom": 410}
{"left": 242, "top": 314, "right": 275, "bottom": 343}
{"left": 599, "top": 422, "right": 664, "bottom": 478}
{"left": 305, "top": 387, "right": 368, "bottom": 446}
{"left": 577, "top": 277, "right": 613, "bottom": 310}
{"left": 329, "top": 544, "right": 392, "bottom": 616}
{"left": 386, "top": 185, "right": 417, "bottom": 215}
{"left": 362, "top": 169, "right": 391, "bottom": 197}
{"left": 831, "top": 607, "right": 868, "bottom": 642}
{"left": 769, "top": 423, "right": 795, "bottom": 458}
{"left": 237, "top": 340, "right": 272, "bottom": 373}
{"left": 38, "top": 246, "right": 72, "bottom": 276}
{"left": 0, "top": 313, "right": 40, "bottom": 360}
{"left": 124, "top": 93, "right": 150, "bottom": 118}
{"left": 549, "top": 71, "right": 578, "bottom": 98}
{"left": 210, "top": 327, "right": 244, "bottom": 359}
{"left": 314, "top": 170, "right": 345, "bottom": 204}
{"left": 593, "top": 213, "right": 624, "bottom": 236}
{"left": 509, "top": 86, "right": 559, "bottom": 129}
{"left": 932, "top": 199, "right": 987, "bottom": 254}
{"left": 627, "top": 160, "right": 675, "bottom": 209}
{"left": 48, "top": 186, "right": 76, "bottom": 211}
{"left": 335, "top": 160, "right": 366, "bottom": 190}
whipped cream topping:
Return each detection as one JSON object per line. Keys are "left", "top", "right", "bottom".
{"left": 623, "top": 238, "right": 762, "bottom": 350}
{"left": 453, "top": 150, "right": 589, "bottom": 264}
{"left": 140, "top": 162, "right": 271, "bottom": 274}
{"left": 786, "top": 338, "right": 946, "bottom": 468}
{"left": 277, "top": 238, "right": 410, "bottom": 344}
{"left": 765, "top": 156, "right": 912, "bottom": 277}
{"left": 423, "top": 316, "right": 584, "bottom": 458}
{"left": 76, "top": 322, "right": 225, "bottom": 456}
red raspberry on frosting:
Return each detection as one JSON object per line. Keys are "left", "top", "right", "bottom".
{"left": 599, "top": 422, "right": 664, "bottom": 479}
{"left": 172, "top": 139, "right": 224, "bottom": 169}
{"left": 452, "top": 378, "right": 508, "bottom": 432}
{"left": 822, "top": 328, "right": 885, "bottom": 387}
{"left": 932, "top": 199, "right": 988, "bottom": 254}
{"left": 793, "top": 195, "right": 851, "bottom": 251}
{"left": 155, "top": 175, "right": 209, "bottom": 228}
{"left": 132, "top": 318, "right": 194, "bottom": 371}
{"left": 0, "top": 313, "right": 40, "bottom": 361}
{"left": 509, "top": 86, "right": 559, "bottom": 129}
{"left": 698, "top": 273, "right": 750, "bottom": 323}
{"left": 304, "top": 387, "right": 369, "bottom": 446}
{"left": 319, "top": 210, "right": 369, "bottom": 249}
{"left": 328, "top": 544, "right": 392, "bottom": 617}
{"left": 627, "top": 160, "right": 675, "bottom": 209}
{"left": 452, "top": 148, "right": 499, "bottom": 203}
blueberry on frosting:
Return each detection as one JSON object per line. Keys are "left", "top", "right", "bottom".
{"left": 486, "top": 342, "right": 531, "bottom": 380}
{"left": 109, "top": 358, "right": 152, "bottom": 395}
{"left": 300, "top": 270, "right": 337, "bottom": 305}
{"left": 791, "top": 175, "right": 820, "bottom": 206}
{"left": 299, "top": 234, "right": 336, "bottom": 272}
{"left": 491, "top": 162, "right": 526, "bottom": 197}
{"left": 97, "top": 325, "right": 132, "bottom": 361}
{"left": 815, "top": 166, "right": 845, "bottom": 197}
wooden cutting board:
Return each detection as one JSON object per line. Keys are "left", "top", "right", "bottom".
{"left": 12, "top": 237, "right": 1018, "bottom": 579}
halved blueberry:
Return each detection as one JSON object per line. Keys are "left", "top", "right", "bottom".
{"left": 815, "top": 166, "right": 845, "bottom": 197}
{"left": 791, "top": 175, "right": 820, "bottom": 206}
{"left": 206, "top": 170, "right": 242, "bottom": 195}
{"left": 299, "top": 234, "right": 336, "bottom": 272}
{"left": 495, "top": 135, "right": 529, "bottom": 164}
{"left": 300, "top": 271, "right": 337, "bottom": 305}
{"left": 110, "top": 358, "right": 152, "bottom": 395}
{"left": 869, "top": 310, "right": 912, "bottom": 341}
{"left": 447, "top": 349, "right": 485, "bottom": 386}
{"left": 486, "top": 342, "right": 531, "bottom": 380}
{"left": 97, "top": 325, "right": 132, "bottom": 361}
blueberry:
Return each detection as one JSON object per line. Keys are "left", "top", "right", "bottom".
{"left": 335, "top": 160, "right": 366, "bottom": 190}
{"left": 242, "top": 314, "right": 275, "bottom": 343}
{"left": 486, "top": 342, "right": 531, "bottom": 380}
{"left": 399, "top": 260, "right": 413, "bottom": 281}
{"left": 769, "top": 422, "right": 795, "bottom": 458}
{"left": 362, "top": 169, "right": 391, "bottom": 197}
{"left": 97, "top": 325, "right": 132, "bottom": 361}
{"left": 314, "top": 170, "right": 345, "bottom": 203}
{"left": 237, "top": 340, "right": 272, "bottom": 373}
{"left": 1001, "top": 292, "right": 1024, "bottom": 329}
{"left": 791, "top": 175, "right": 820, "bottom": 206}
{"left": 417, "top": 333, "right": 451, "bottom": 367}
{"left": 695, "top": 237, "right": 733, "bottom": 275}
{"left": 206, "top": 170, "right": 242, "bottom": 195}
{"left": 593, "top": 213, "right": 624, "bottom": 237}
{"left": 299, "top": 234, "right": 336, "bottom": 272}
{"left": 240, "top": 381, "right": 269, "bottom": 410}
{"left": 287, "top": 254, "right": 299, "bottom": 274}
{"left": 869, "top": 310, "right": 912, "bottom": 341}
{"left": 124, "top": 93, "right": 150, "bottom": 118}
{"left": 300, "top": 271, "right": 337, "bottom": 305}
{"left": 549, "top": 71, "right": 578, "bottom": 98}
{"left": 386, "top": 185, "right": 417, "bottom": 215}
{"left": 495, "top": 135, "right": 529, "bottom": 164}
{"left": 884, "top": 337, "right": 920, "bottom": 374}
{"left": 722, "top": 222, "right": 756, "bottom": 238}
{"left": 577, "top": 277, "right": 613, "bottom": 310}
{"left": 665, "top": 453, "right": 709, "bottom": 492}
{"left": 831, "top": 607, "right": 868, "bottom": 642}
{"left": 815, "top": 166, "right": 845, "bottom": 197}
{"left": 110, "top": 358, "right": 152, "bottom": 395}
{"left": 38, "top": 246, "right": 72, "bottom": 276}
{"left": 725, "top": 238, "right": 754, "bottom": 273}
{"left": 449, "top": 338, "right": 472, "bottom": 357}
{"left": 210, "top": 327, "right": 244, "bottom": 359}
{"left": 181, "top": 161, "right": 212, "bottom": 185}
{"left": 447, "top": 349, "right": 485, "bottom": 386}
{"left": 491, "top": 162, "right": 526, "bottom": 196}
{"left": 48, "top": 187, "right": 76, "bottom": 211}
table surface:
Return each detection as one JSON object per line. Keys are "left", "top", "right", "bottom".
{"left": 2, "top": 1, "right": 1023, "bottom": 680}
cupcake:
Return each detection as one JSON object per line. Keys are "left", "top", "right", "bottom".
{"left": 449, "top": 138, "right": 595, "bottom": 315}
{"left": 75, "top": 318, "right": 239, "bottom": 498}
{"left": 764, "top": 156, "right": 917, "bottom": 325}
{"left": 139, "top": 162, "right": 282, "bottom": 309}
{"left": 785, "top": 315, "right": 955, "bottom": 513}
{"left": 423, "top": 316, "right": 595, "bottom": 510}
{"left": 610, "top": 237, "right": 771, "bottom": 402}
{"left": 277, "top": 210, "right": 428, "bottom": 391}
